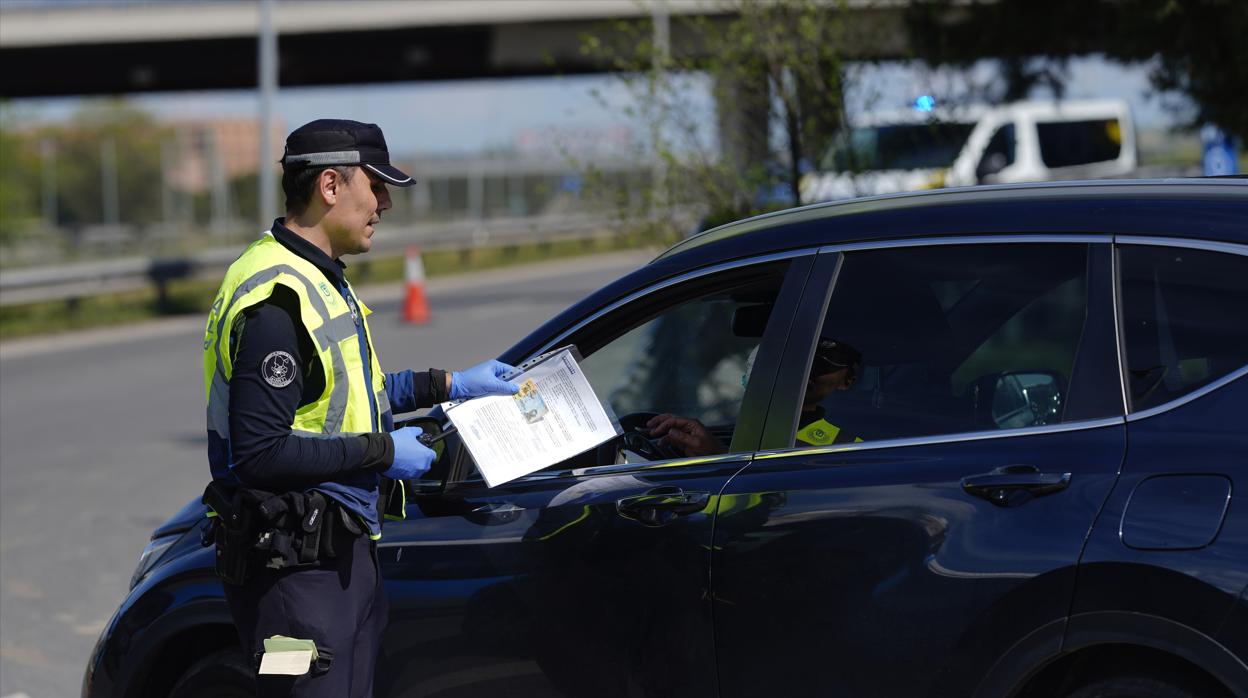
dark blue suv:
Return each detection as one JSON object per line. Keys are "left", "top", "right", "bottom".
{"left": 84, "top": 180, "right": 1248, "bottom": 698}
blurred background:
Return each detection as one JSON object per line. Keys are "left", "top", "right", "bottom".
{"left": 0, "top": 1, "right": 1245, "bottom": 697}
{"left": 1, "top": 0, "right": 1244, "bottom": 337}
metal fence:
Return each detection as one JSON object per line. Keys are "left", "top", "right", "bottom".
{"left": 0, "top": 210, "right": 693, "bottom": 307}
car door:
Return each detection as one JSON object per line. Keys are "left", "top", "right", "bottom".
{"left": 711, "top": 238, "right": 1128, "bottom": 698}
{"left": 1069, "top": 238, "right": 1248, "bottom": 690}
{"left": 374, "top": 253, "right": 815, "bottom": 698}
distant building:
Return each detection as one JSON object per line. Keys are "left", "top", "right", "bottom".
{"left": 513, "top": 124, "right": 637, "bottom": 159}
{"left": 165, "top": 117, "right": 285, "bottom": 193}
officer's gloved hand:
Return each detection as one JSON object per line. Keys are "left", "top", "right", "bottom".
{"left": 450, "top": 359, "right": 520, "bottom": 400}
{"left": 384, "top": 427, "right": 436, "bottom": 480}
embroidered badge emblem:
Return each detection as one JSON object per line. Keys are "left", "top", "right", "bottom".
{"left": 318, "top": 281, "right": 336, "bottom": 304}
{"left": 261, "top": 350, "right": 297, "bottom": 388}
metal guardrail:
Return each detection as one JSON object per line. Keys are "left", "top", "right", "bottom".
{"left": 0, "top": 212, "right": 658, "bottom": 307}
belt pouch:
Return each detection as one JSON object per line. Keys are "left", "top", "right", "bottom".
{"left": 320, "top": 503, "right": 338, "bottom": 560}
{"left": 267, "top": 529, "right": 300, "bottom": 569}
{"left": 299, "top": 493, "right": 327, "bottom": 564}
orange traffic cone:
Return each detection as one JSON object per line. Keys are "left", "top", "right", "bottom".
{"left": 403, "top": 246, "right": 431, "bottom": 324}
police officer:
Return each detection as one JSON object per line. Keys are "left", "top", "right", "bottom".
{"left": 201, "top": 119, "right": 519, "bottom": 697}
{"left": 791, "top": 338, "right": 862, "bottom": 446}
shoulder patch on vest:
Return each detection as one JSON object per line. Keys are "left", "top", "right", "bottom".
{"left": 317, "top": 281, "right": 337, "bottom": 304}
{"left": 261, "top": 350, "right": 297, "bottom": 388}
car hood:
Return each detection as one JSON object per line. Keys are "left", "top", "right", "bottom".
{"left": 151, "top": 495, "right": 208, "bottom": 539}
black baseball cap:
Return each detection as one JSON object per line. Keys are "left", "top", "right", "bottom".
{"left": 281, "top": 119, "right": 415, "bottom": 187}
{"left": 811, "top": 338, "right": 861, "bottom": 379}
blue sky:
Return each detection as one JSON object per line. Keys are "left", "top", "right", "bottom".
{"left": 8, "top": 57, "right": 1182, "bottom": 157}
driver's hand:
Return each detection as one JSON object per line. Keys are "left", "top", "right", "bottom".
{"left": 646, "top": 414, "right": 728, "bottom": 457}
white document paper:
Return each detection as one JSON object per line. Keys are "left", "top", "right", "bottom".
{"left": 445, "top": 347, "right": 621, "bottom": 487}
{"left": 258, "top": 649, "right": 314, "bottom": 675}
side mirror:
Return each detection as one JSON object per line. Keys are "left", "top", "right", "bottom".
{"left": 989, "top": 371, "right": 1063, "bottom": 429}
{"left": 731, "top": 303, "right": 773, "bottom": 338}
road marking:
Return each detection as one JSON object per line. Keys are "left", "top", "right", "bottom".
{"left": 3, "top": 692, "right": 33, "bottom": 698}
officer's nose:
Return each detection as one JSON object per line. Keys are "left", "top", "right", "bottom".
{"left": 376, "top": 186, "right": 392, "bottom": 213}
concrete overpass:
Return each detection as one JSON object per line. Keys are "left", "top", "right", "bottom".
{"left": 0, "top": 0, "right": 908, "bottom": 97}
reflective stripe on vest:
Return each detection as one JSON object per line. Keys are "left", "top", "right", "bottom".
{"left": 202, "top": 234, "right": 386, "bottom": 446}
{"left": 795, "top": 418, "right": 864, "bottom": 446}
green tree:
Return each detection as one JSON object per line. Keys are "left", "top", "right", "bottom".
{"left": 904, "top": 0, "right": 1248, "bottom": 140}
{"left": 0, "top": 110, "right": 41, "bottom": 245}
{"left": 579, "top": 0, "right": 864, "bottom": 231}
{"left": 47, "top": 99, "right": 171, "bottom": 228}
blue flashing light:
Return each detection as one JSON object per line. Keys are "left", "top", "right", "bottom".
{"left": 914, "top": 95, "right": 936, "bottom": 112}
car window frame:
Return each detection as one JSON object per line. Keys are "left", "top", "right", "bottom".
{"left": 1114, "top": 235, "right": 1248, "bottom": 422}
{"left": 757, "top": 234, "right": 1127, "bottom": 458}
{"left": 441, "top": 249, "right": 820, "bottom": 488}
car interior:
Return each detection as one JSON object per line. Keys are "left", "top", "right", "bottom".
{"left": 813, "top": 244, "right": 1088, "bottom": 444}
{"left": 416, "top": 245, "right": 1101, "bottom": 488}
{"left": 423, "top": 266, "right": 790, "bottom": 486}
{"left": 1119, "top": 245, "right": 1248, "bottom": 411}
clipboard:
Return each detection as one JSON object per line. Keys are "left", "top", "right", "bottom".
{"left": 442, "top": 345, "right": 623, "bottom": 487}
{"left": 506, "top": 344, "right": 583, "bottom": 382}
{"left": 505, "top": 344, "right": 623, "bottom": 435}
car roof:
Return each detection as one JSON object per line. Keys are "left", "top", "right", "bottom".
{"left": 656, "top": 178, "right": 1248, "bottom": 265}
{"left": 502, "top": 179, "right": 1246, "bottom": 364}
{"left": 855, "top": 97, "right": 1131, "bottom": 127}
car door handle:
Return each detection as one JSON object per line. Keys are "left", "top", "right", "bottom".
{"left": 616, "top": 486, "right": 711, "bottom": 526}
{"left": 961, "top": 464, "right": 1071, "bottom": 505}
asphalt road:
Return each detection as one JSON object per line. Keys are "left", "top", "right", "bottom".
{"left": 0, "top": 250, "right": 652, "bottom": 698}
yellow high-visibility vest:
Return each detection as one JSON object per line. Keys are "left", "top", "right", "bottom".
{"left": 795, "top": 418, "right": 863, "bottom": 446}
{"left": 202, "top": 233, "right": 389, "bottom": 456}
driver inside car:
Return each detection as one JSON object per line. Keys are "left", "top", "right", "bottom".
{"left": 645, "top": 338, "right": 863, "bottom": 457}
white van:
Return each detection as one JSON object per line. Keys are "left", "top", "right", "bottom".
{"left": 801, "top": 99, "right": 1137, "bottom": 202}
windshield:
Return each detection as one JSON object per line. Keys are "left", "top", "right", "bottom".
{"left": 823, "top": 122, "right": 976, "bottom": 172}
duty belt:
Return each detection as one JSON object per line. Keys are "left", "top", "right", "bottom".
{"left": 201, "top": 481, "right": 364, "bottom": 585}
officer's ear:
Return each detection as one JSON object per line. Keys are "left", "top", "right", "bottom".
{"left": 318, "top": 168, "right": 342, "bottom": 206}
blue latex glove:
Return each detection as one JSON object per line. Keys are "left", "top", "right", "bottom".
{"left": 384, "top": 427, "right": 436, "bottom": 480}
{"left": 450, "top": 359, "right": 520, "bottom": 400}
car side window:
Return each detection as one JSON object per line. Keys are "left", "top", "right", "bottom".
{"left": 1036, "top": 118, "right": 1122, "bottom": 168}
{"left": 1118, "top": 244, "right": 1248, "bottom": 412}
{"left": 578, "top": 272, "right": 784, "bottom": 449}
{"left": 792, "top": 243, "right": 1094, "bottom": 447}
{"left": 446, "top": 263, "right": 790, "bottom": 482}
{"left": 976, "top": 124, "right": 1016, "bottom": 182}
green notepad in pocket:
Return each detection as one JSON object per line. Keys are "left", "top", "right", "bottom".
{"left": 259, "top": 635, "right": 318, "bottom": 675}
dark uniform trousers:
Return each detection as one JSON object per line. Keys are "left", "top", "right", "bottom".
{"left": 224, "top": 533, "right": 389, "bottom": 698}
